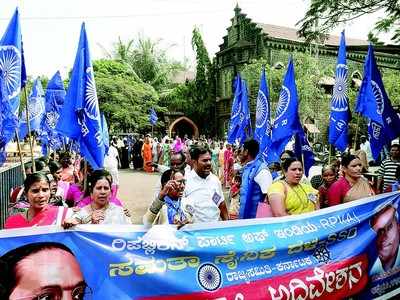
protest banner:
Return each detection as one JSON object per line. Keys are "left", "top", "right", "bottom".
{"left": 1, "top": 192, "right": 400, "bottom": 299}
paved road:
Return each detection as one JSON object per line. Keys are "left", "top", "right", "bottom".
{"left": 118, "top": 169, "right": 159, "bottom": 224}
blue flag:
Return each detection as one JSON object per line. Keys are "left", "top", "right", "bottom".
{"left": 0, "top": 69, "right": 18, "bottom": 165}
{"left": 227, "top": 75, "right": 252, "bottom": 145}
{"left": 355, "top": 44, "right": 400, "bottom": 160}
{"left": 254, "top": 67, "right": 274, "bottom": 162}
{"left": 293, "top": 132, "right": 315, "bottom": 177}
{"left": 56, "top": 23, "right": 105, "bottom": 169}
{"left": 101, "top": 112, "right": 109, "bottom": 155}
{"left": 18, "top": 78, "right": 45, "bottom": 140}
{"left": 40, "top": 71, "right": 66, "bottom": 155}
{"left": 149, "top": 108, "right": 158, "bottom": 126}
{"left": 0, "top": 8, "right": 25, "bottom": 114}
{"left": 270, "top": 57, "right": 302, "bottom": 160}
{"left": 329, "top": 31, "right": 350, "bottom": 152}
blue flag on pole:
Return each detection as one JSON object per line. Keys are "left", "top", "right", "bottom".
{"left": 270, "top": 57, "right": 302, "bottom": 160}
{"left": 56, "top": 23, "right": 105, "bottom": 169}
{"left": 293, "top": 132, "right": 315, "bottom": 177}
{"left": 149, "top": 108, "right": 158, "bottom": 126}
{"left": 18, "top": 78, "right": 45, "bottom": 140}
{"left": 227, "top": 75, "right": 252, "bottom": 145}
{"left": 329, "top": 31, "right": 350, "bottom": 152}
{"left": 101, "top": 112, "right": 109, "bottom": 155}
{"left": 0, "top": 8, "right": 25, "bottom": 114}
{"left": 254, "top": 67, "right": 274, "bottom": 162}
{"left": 237, "top": 79, "right": 252, "bottom": 144}
{"left": 40, "top": 71, "right": 66, "bottom": 155}
{"left": 355, "top": 44, "right": 400, "bottom": 160}
{"left": 0, "top": 69, "right": 18, "bottom": 165}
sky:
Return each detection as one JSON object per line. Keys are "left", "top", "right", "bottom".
{"left": 0, "top": 0, "right": 389, "bottom": 78}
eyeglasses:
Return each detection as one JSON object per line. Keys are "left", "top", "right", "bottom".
{"left": 15, "top": 283, "right": 92, "bottom": 300}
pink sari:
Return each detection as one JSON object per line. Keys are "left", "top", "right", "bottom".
{"left": 5, "top": 205, "right": 68, "bottom": 229}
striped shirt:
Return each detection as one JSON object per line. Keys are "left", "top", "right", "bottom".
{"left": 377, "top": 158, "right": 400, "bottom": 191}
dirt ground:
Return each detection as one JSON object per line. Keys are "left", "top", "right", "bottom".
{"left": 117, "top": 169, "right": 159, "bottom": 224}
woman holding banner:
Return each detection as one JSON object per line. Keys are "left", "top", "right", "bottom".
{"left": 327, "top": 153, "right": 374, "bottom": 206}
{"left": 267, "top": 157, "right": 319, "bottom": 217}
{"left": 63, "top": 170, "right": 130, "bottom": 226}
{"left": 5, "top": 173, "right": 73, "bottom": 229}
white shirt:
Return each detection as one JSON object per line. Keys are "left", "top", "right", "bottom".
{"left": 360, "top": 141, "right": 373, "bottom": 162}
{"left": 104, "top": 146, "right": 119, "bottom": 170}
{"left": 254, "top": 168, "right": 273, "bottom": 194}
{"left": 185, "top": 169, "right": 224, "bottom": 223}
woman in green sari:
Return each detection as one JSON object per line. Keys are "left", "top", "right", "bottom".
{"left": 161, "top": 139, "right": 171, "bottom": 167}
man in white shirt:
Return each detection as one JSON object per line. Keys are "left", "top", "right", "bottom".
{"left": 185, "top": 145, "right": 228, "bottom": 223}
{"left": 238, "top": 139, "right": 272, "bottom": 219}
{"left": 360, "top": 135, "right": 374, "bottom": 165}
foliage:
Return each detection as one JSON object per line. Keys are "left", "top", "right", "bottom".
{"left": 241, "top": 51, "right": 364, "bottom": 143}
{"left": 190, "top": 27, "right": 216, "bottom": 134}
{"left": 297, "top": 0, "right": 400, "bottom": 44}
{"left": 93, "top": 59, "right": 163, "bottom": 133}
{"left": 105, "top": 35, "right": 184, "bottom": 92}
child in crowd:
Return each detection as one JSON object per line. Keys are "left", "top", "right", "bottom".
{"left": 228, "top": 175, "right": 242, "bottom": 219}
{"left": 319, "top": 165, "right": 338, "bottom": 208}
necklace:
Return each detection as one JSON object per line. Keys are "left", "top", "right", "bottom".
{"left": 284, "top": 181, "right": 309, "bottom": 203}
{"left": 90, "top": 202, "right": 109, "bottom": 212}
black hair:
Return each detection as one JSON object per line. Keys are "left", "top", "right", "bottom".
{"left": 48, "top": 160, "right": 62, "bottom": 174}
{"left": 280, "top": 150, "right": 295, "bottom": 160}
{"left": 391, "top": 144, "right": 400, "bottom": 151}
{"left": 243, "top": 139, "right": 259, "bottom": 158}
{"left": 170, "top": 151, "right": 186, "bottom": 163}
{"left": 23, "top": 172, "right": 50, "bottom": 192}
{"left": 341, "top": 153, "right": 359, "bottom": 168}
{"left": 321, "top": 164, "right": 336, "bottom": 175}
{"left": 160, "top": 169, "right": 186, "bottom": 188}
{"left": 0, "top": 242, "right": 75, "bottom": 299}
{"left": 87, "top": 169, "right": 112, "bottom": 194}
{"left": 190, "top": 145, "right": 211, "bottom": 161}
{"left": 281, "top": 157, "right": 303, "bottom": 172}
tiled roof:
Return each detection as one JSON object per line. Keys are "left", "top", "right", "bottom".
{"left": 256, "top": 23, "right": 368, "bottom": 46}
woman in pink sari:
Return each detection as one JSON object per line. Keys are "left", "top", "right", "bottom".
{"left": 5, "top": 173, "right": 72, "bottom": 229}
{"left": 224, "top": 144, "right": 234, "bottom": 187}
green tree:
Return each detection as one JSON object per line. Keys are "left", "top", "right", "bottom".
{"left": 93, "top": 59, "right": 163, "bottom": 133}
{"left": 297, "top": 0, "right": 400, "bottom": 44}
{"left": 190, "top": 27, "right": 216, "bottom": 134}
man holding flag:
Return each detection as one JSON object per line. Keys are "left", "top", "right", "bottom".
{"left": 56, "top": 23, "right": 105, "bottom": 170}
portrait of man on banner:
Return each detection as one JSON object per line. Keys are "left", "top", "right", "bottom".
{"left": 0, "top": 242, "right": 92, "bottom": 300}
{"left": 370, "top": 204, "right": 400, "bottom": 281}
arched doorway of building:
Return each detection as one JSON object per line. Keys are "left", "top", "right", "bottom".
{"left": 169, "top": 116, "right": 199, "bottom": 138}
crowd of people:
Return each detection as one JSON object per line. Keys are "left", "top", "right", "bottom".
{"left": 4, "top": 133, "right": 400, "bottom": 230}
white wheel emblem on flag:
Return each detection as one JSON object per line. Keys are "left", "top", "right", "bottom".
{"left": 371, "top": 80, "right": 384, "bottom": 115}
{"left": 256, "top": 90, "right": 268, "bottom": 128}
{"left": 331, "top": 64, "right": 348, "bottom": 112}
{"left": 0, "top": 46, "right": 21, "bottom": 100}
{"left": 46, "top": 112, "right": 59, "bottom": 129}
{"left": 84, "top": 67, "right": 99, "bottom": 120}
{"left": 275, "top": 86, "right": 290, "bottom": 121}
{"left": 28, "top": 96, "right": 45, "bottom": 120}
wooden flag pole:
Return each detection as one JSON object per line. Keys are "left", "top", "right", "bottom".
{"left": 23, "top": 87, "right": 36, "bottom": 172}
{"left": 353, "top": 113, "right": 360, "bottom": 152}
{"left": 15, "top": 130, "right": 26, "bottom": 180}
{"left": 328, "top": 144, "right": 332, "bottom": 165}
